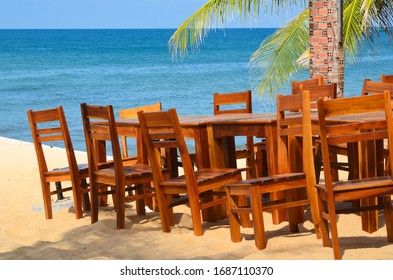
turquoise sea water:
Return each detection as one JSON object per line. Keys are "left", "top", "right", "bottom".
{"left": 0, "top": 29, "right": 392, "bottom": 154}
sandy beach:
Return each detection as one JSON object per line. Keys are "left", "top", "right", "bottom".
{"left": 0, "top": 135, "right": 392, "bottom": 260}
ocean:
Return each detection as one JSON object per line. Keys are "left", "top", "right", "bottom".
{"left": 0, "top": 28, "right": 392, "bottom": 154}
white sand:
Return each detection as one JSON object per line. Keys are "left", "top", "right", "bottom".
{"left": 0, "top": 136, "right": 392, "bottom": 260}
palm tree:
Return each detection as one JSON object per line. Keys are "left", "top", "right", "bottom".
{"left": 169, "top": 0, "right": 393, "bottom": 97}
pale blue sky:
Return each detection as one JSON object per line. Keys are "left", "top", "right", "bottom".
{"left": 0, "top": 0, "right": 304, "bottom": 29}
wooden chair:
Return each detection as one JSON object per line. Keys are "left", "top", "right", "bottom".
{"left": 137, "top": 108, "right": 244, "bottom": 236}
{"left": 291, "top": 75, "right": 325, "bottom": 94}
{"left": 224, "top": 90, "right": 321, "bottom": 249}
{"left": 119, "top": 102, "right": 162, "bottom": 159}
{"left": 27, "top": 106, "right": 90, "bottom": 220}
{"left": 361, "top": 79, "right": 393, "bottom": 96}
{"left": 381, "top": 74, "right": 393, "bottom": 83}
{"left": 80, "top": 103, "right": 156, "bottom": 229}
{"left": 214, "top": 90, "right": 265, "bottom": 179}
{"left": 316, "top": 91, "right": 393, "bottom": 259}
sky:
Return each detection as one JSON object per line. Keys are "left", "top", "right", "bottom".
{"left": 0, "top": 0, "right": 304, "bottom": 29}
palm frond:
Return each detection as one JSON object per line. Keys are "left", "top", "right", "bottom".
{"left": 343, "top": 0, "right": 368, "bottom": 60}
{"left": 169, "top": 0, "right": 259, "bottom": 59}
{"left": 168, "top": 0, "right": 307, "bottom": 59}
{"left": 343, "top": 0, "right": 393, "bottom": 59}
{"left": 362, "top": 0, "right": 393, "bottom": 42}
{"left": 248, "top": 8, "right": 309, "bottom": 97}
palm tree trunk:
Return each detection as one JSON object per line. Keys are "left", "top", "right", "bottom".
{"left": 309, "top": 0, "right": 345, "bottom": 97}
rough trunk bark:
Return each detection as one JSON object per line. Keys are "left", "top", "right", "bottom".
{"left": 309, "top": 0, "right": 344, "bottom": 97}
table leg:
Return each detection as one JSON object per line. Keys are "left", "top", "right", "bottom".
{"left": 192, "top": 127, "right": 210, "bottom": 169}
{"left": 359, "top": 139, "right": 382, "bottom": 233}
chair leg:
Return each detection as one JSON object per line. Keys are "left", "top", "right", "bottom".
{"left": 42, "top": 182, "right": 53, "bottom": 219}
{"left": 384, "top": 196, "right": 393, "bottom": 242}
{"left": 285, "top": 189, "right": 300, "bottom": 233}
{"left": 135, "top": 184, "right": 146, "bottom": 215}
{"left": 237, "top": 195, "right": 251, "bottom": 228}
{"left": 318, "top": 194, "right": 331, "bottom": 247}
{"left": 156, "top": 191, "right": 171, "bottom": 233}
{"left": 116, "top": 184, "right": 126, "bottom": 230}
{"left": 327, "top": 202, "right": 341, "bottom": 260}
{"left": 188, "top": 193, "right": 203, "bottom": 236}
{"left": 250, "top": 186, "right": 267, "bottom": 250}
{"left": 90, "top": 183, "right": 99, "bottom": 225}
{"left": 226, "top": 187, "right": 242, "bottom": 243}
{"left": 71, "top": 181, "right": 83, "bottom": 220}
{"left": 81, "top": 179, "right": 90, "bottom": 212}
{"left": 307, "top": 190, "right": 322, "bottom": 239}
{"left": 166, "top": 194, "right": 175, "bottom": 226}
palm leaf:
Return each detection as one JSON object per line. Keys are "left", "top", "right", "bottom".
{"left": 343, "top": 0, "right": 393, "bottom": 60}
{"left": 248, "top": 8, "right": 309, "bottom": 97}
{"left": 343, "top": 0, "right": 367, "bottom": 60}
{"left": 168, "top": 0, "right": 307, "bottom": 59}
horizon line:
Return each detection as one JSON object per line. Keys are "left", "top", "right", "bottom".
{"left": 0, "top": 27, "right": 281, "bottom": 31}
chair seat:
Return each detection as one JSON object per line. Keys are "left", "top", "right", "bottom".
{"left": 226, "top": 172, "right": 306, "bottom": 187}
{"left": 46, "top": 163, "right": 89, "bottom": 179}
{"left": 160, "top": 168, "right": 242, "bottom": 187}
{"left": 94, "top": 164, "right": 153, "bottom": 179}
{"left": 317, "top": 176, "right": 393, "bottom": 193}
{"left": 52, "top": 163, "right": 89, "bottom": 172}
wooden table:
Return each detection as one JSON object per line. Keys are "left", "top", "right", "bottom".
{"left": 114, "top": 110, "right": 390, "bottom": 232}
{"left": 115, "top": 113, "right": 278, "bottom": 172}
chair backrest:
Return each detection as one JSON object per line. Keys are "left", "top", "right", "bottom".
{"left": 381, "top": 74, "right": 393, "bottom": 83}
{"left": 27, "top": 106, "right": 80, "bottom": 184}
{"left": 361, "top": 79, "right": 393, "bottom": 96}
{"left": 276, "top": 90, "right": 315, "bottom": 177}
{"left": 119, "top": 102, "right": 162, "bottom": 158}
{"left": 292, "top": 75, "right": 325, "bottom": 94}
{"left": 213, "top": 90, "right": 252, "bottom": 115}
{"left": 119, "top": 102, "right": 162, "bottom": 119}
{"left": 317, "top": 91, "right": 393, "bottom": 189}
{"left": 137, "top": 108, "right": 198, "bottom": 193}
{"left": 81, "top": 103, "right": 124, "bottom": 181}
{"left": 298, "top": 83, "right": 337, "bottom": 110}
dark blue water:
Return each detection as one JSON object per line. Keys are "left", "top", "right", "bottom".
{"left": 0, "top": 29, "right": 392, "bottom": 154}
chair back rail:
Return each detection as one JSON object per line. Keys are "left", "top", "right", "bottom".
{"left": 381, "top": 74, "right": 393, "bottom": 83}
{"left": 119, "top": 102, "right": 162, "bottom": 158}
{"left": 213, "top": 90, "right": 252, "bottom": 115}
{"left": 291, "top": 75, "right": 325, "bottom": 94}
{"left": 361, "top": 79, "right": 393, "bottom": 96}
{"left": 293, "top": 83, "right": 337, "bottom": 111}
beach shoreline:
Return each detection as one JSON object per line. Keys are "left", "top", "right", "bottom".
{"left": 1, "top": 136, "right": 392, "bottom": 260}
